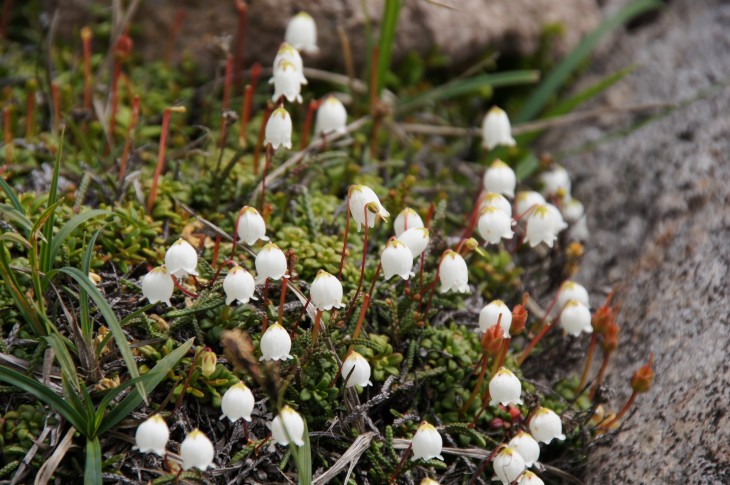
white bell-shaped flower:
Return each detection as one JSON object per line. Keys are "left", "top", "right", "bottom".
{"left": 179, "top": 429, "right": 215, "bottom": 471}
{"left": 515, "top": 191, "right": 546, "bottom": 218}
{"left": 255, "top": 243, "right": 288, "bottom": 283}
{"left": 220, "top": 382, "right": 255, "bottom": 422}
{"left": 420, "top": 479, "right": 441, "bottom": 485}
{"left": 264, "top": 106, "right": 293, "bottom": 150}
{"left": 540, "top": 165, "right": 571, "bottom": 198}
{"left": 525, "top": 205, "right": 559, "bottom": 248}
{"left": 479, "top": 192, "right": 512, "bottom": 218}
{"left": 559, "top": 300, "right": 593, "bottom": 337}
{"left": 270, "top": 60, "right": 303, "bottom": 104}
{"left": 141, "top": 266, "right": 174, "bottom": 306}
{"left": 439, "top": 250, "right": 469, "bottom": 294}
{"left": 236, "top": 206, "right": 268, "bottom": 245}
{"left": 508, "top": 431, "right": 541, "bottom": 468}
{"left": 223, "top": 266, "right": 257, "bottom": 305}
{"left": 381, "top": 239, "right": 414, "bottom": 280}
{"left": 489, "top": 367, "right": 523, "bottom": 406}
{"left": 482, "top": 160, "right": 516, "bottom": 198}
{"left": 517, "top": 471, "right": 545, "bottom": 485}
{"left": 411, "top": 421, "right": 443, "bottom": 461}
{"left": 348, "top": 185, "right": 390, "bottom": 231}
{"left": 165, "top": 238, "right": 199, "bottom": 278}
{"left": 272, "top": 405, "right": 305, "bottom": 446}
{"left": 273, "top": 42, "right": 307, "bottom": 84}
{"left": 562, "top": 198, "right": 584, "bottom": 223}
{"left": 477, "top": 206, "right": 514, "bottom": 245}
{"left": 482, "top": 106, "right": 516, "bottom": 150}
{"left": 493, "top": 446, "right": 527, "bottom": 485}
{"left": 398, "top": 227, "right": 430, "bottom": 259}
{"left": 284, "top": 12, "right": 319, "bottom": 55}
{"left": 529, "top": 407, "right": 566, "bottom": 444}
{"left": 310, "top": 270, "right": 344, "bottom": 311}
{"left": 479, "top": 300, "right": 512, "bottom": 335}
{"left": 341, "top": 351, "right": 372, "bottom": 387}
{"left": 259, "top": 323, "right": 292, "bottom": 361}
{"left": 546, "top": 203, "right": 568, "bottom": 232}
{"left": 315, "top": 95, "right": 347, "bottom": 135}
{"left": 557, "top": 280, "right": 589, "bottom": 309}
{"left": 393, "top": 207, "right": 424, "bottom": 237}
{"left": 133, "top": 414, "right": 169, "bottom": 456}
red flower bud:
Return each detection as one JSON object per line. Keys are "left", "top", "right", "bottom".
{"left": 630, "top": 353, "right": 654, "bottom": 393}
{"left": 510, "top": 293, "right": 529, "bottom": 336}
{"left": 592, "top": 291, "right": 615, "bottom": 335}
{"left": 481, "top": 324, "right": 505, "bottom": 356}
{"left": 114, "top": 35, "right": 133, "bottom": 61}
{"left": 600, "top": 321, "right": 620, "bottom": 353}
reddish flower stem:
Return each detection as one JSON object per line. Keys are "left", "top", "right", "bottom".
{"left": 468, "top": 446, "right": 502, "bottom": 485}
{"left": 491, "top": 338, "right": 510, "bottom": 376}
{"left": 212, "top": 235, "right": 222, "bottom": 268}
{"left": 249, "top": 62, "right": 262, "bottom": 92}
{"left": 252, "top": 104, "right": 272, "bottom": 176}
{"left": 300, "top": 99, "right": 320, "bottom": 149}
{"left": 461, "top": 356, "right": 489, "bottom": 415}
{"left": 590, "top": 350, "right": 613, "bottom": 400}
{"left": 239, "top": 84, "right": 253, "bottom": 148}
{"left": 108, "top": 62, "right": 121, "bottom": 148}
{"left": 233, "top": 0, "right": 248, "bottom": 87}
{"left": 338, "top": 189, "right": 352, "bottom": 279}
{"left": 351, "top": 206, "right": 370, "bottom": 306}
{"left": 172, "top": 346, "right": 210, "bottom": 412}
{"left": 600, "top": 391, "right": 637, "bottom": 429}
{"left": 0, "top": 0, "right": 13, "bottom": 39}
{"left": 259, "top": 143, "right": 272, "bottom": 211}
{"left": 516, "top": 292, "right": 561, "bottom": 367}
{"left": 147, "top": 106, "right": 185, "bottom": 213}
{"left": 311, "top": 309, "right": 323, "bottom": 344}
{"left": 164, "top": 9, "right": 186, "bottom": 66}
{"left": 50, "top": 82, "right": 61, "bottom": 135}
{"left": 578, "top": 333, "right": 598, "bottom": 392}
{"left": 389, "top": 441, "right": 412, "bottom": 484}
{"left": 278, "top": 277, "right": 288, "bottom": 325}
{"left": 171, "top": 275, "right": 199, "bottom": 298}
{"left": 231, "top": 208, "right": 243, "bottom": 259}
{"left": 118, "top": 94, "right": 139, "bottom": 185}
{"left": 459, "top": 188, "right": 483, "bottom": 244}
{"left": 81, "top": 27, "right": 93, "bottom": 112}
{"left": 290, "top": 296, "right": 311, "bottom": 339}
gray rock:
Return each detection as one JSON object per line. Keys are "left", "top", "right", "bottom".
{"left": 540, "top": 0, "right": 730, "bottom": 482}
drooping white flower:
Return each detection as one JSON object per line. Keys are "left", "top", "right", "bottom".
{"left": 381, "top": 239, "right": 414, "bottom": 280}
{"left": 562, "top": 198, "right": 584, "bottom": 223}
{"left": 220, "top": 382, "right": 255, "bottom": 422}
{"left": 477, "top": 206, "right": 514, "bottom": 245}
{"left": 273, "top": 42, "right": 307, "bottom": 84}
{"left": 270, "top": 60, "right": 303, "bottom": 104}
{"left": 310, "top": 270, "right": 344, "bottom": 311}
{"left": 284, "top": 12, "right": 318, "bottom": 55}
{"left": 259, "top": 323, "right": 292, "bottom": 361}
{"left": 179, "top": 429, "right": 215, "bottom": 471}
{"left": 540, "top": 165, "right": 571, "bottom": 198}
{"left": 545, "top": 203, "right": 568, "bottom": 232}
{"left": 439, "top": 250, "right": 469, "bottom": 294}
{"left": 479, "top": 300, "right": 512, "bottom": 335}
{"left": 141, "top": 266, "right": 174, "bottom": 306}
{"left": 348, "top": 185, "right": 390, "bottom": 231}
{"left": 493, "top": 446, "right": 527, "bottom": 485}
{"left": 517, "top": 471, "right": 545, "bottom": 485}
{"left": 482, "top": 106, "right": 516, "bottom": 150}
{"left": 264, "top": 106, "right": 293, "bottom": 150}
{"left": 515, "top": 191, "right": 546, "bottom": 218}
{"left": 525, "top": 205, "right": 559, "bottom": 248}
{"left": 508, "top": 431, "right": 541, "bottom": 468}
{"left": 272, "top": 405, "right": 305, "bottom": 446}
{"left": 557, "top": 280, "right": 589, "bottom": 309}
{"left": 393, "top": 207, "right": 424, "bottom": 237}
{"left": 479, "top": 192, "right": 512, "bottom": 218}
{"left": 255, "top": 243, "right": 288, "bottom": 283}
{"left": 489, "top": 367, "right": 523, "bottom": 406}
{"left": 398, "top": 227, "right": 430, "bottom": 259}
{"left": 482, "top": 160, "right": 516, "bottom": 198}
{"left": 165, "top": 238, "right": 199, "bottom": 278}
{"left": 133, "top": 414, "right": 169, "bottom": 457}
{"left": 315, "top": 95, "right": 347, "bottom": 135}
{"left": 559, "top": 300, "right": 593, "bottom": 337}
{"left": 341, "top": 351, "right": 372, "bottom": 387}
{"left": 236, "top": 206, "right": 268, "bottom": 245}
{"left": 411, "top": 421, "right": 444, "bottom": 461}
{"left": 223, "top": 265, "right": 257, "bottom": 305}
{"left": 529, "top": 407, "right": 566, "bottom": 444}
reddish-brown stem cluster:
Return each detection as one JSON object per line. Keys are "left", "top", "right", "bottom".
{"left": 300, "top": 98, "right": 321, "bottom": 149}
{"left": 147, "top": 106, "right": 185, "bottom": 213}
{"left": 164, "top": 9, "right": 186, "bottom": 66}
{"left": 108, "top": 34, "right": 133, "bottom": 151}
{"left": 239, "top": 84, "right": 253, "bottom": 148}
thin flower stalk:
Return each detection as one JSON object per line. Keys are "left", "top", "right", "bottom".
{"left": 163, "top": 9, "right": 186, "bottom": 66}
{"left": 81, "top": 27, "right": 93, "bottom": 111}
{"left": 51, "top": 82, "right": 61, "bottom": 135}
{"left": 239, "top": 84, "right": 253, "bottom": 148}
{"left": 253, "top": 103, "right": 272, "bottom": 176}
{"left": 300, "top": 98, "right": 320, "bottom": 149}
{"left": 338, "top": 188, "right": 353, "bottom": 279}
{"left": 147, "top": 106, "right": 186, "bottom": 213}
{"left": 516, "top": 291, "right": 561, "bottom": 367}
{"left": 233, "top": 0, "right": 248, "bottom": 86}
{"left": 118, "top": 94, "right": 140, "bottom": 186}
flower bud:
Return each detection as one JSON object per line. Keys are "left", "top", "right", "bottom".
{"left": 133, "top": 414, "right": 169, "bottom": 456}
{"left": 493, "top": 446, "right": 526, "bottom": 485}
{"left": 285, "top": 12, "right": 318, "bottom": 55}
{"left": 236, "top": 206, "right": 269, "bottom": 245}
{"left": 482, "top": 160, "right": 516, "bottom": 198}
{"left": 310, "top": 270, "right": 344, "bottom": 311}
{"left": 438, "top": 250, "right": 469, "bottom": 294}
{"left": 479, "top": 300, "right": 512, "bottom": 335}
{"left": 348, "top": 185, "right": 390, "bottom": 231}
{"left": 601, "top": 321, "right": 620, "bottom": 353}
{"left": 264, "top": 106, "right": 293, "bottom": 150}
{"left": 393, "top": 207, "right": 424, "bottom": 237}
{"left": 477, "top": 206, "right": 514, "bottom": 245}
{"left": 559, "top": 300, "right": 593, "bottom": 337}
{"left": 515, "top": 191, "right": 546, "bottom": 218}
{"left": 165, "top": 238, "right": 199, "bottom": 278}
{"left": 525, "top": 205, "right": 558, "bottom": 248}
{"left": 539, "top": 165, "right": 571, "bottom": 198}
{"left": 529, "top": 407, "right": 566, "bottom": 444}
{"left": 220, "top": 382, "right": 255, "bottom": 422}
{"left": 141, "top": 266, "right": 174, "bottom": 306}
{"left": 517, "top": 471, "right": 545, "bottom": 485}
{"left": 273, "top": 42, "right": 307, "bottom": 85}
{"left": 179, "top": 429, "right": 215, "bottom": 471}
{"left": 255, "top": 242, "right": 288, "bottom": 282}
{"left": 315, "top": 95, "right": 347, "bottom": 135}
{"left": 259, "top": 323, "right": 293, "bottom": 361}
{"left": 510, "top": 295, "right": 528, "bottom": 336}
{"left": 630, "top": 354, "right": 654, "bottom": 393}
{"left": 479, "top": 192, "right": 512, "bottom": 218}
{"left": 508, "top": 431, "right": 540, "bottom": 467}
{"left": 272, "top": 405, "right": 305, "bottom": 446}
{"left": 562, "top": 198, "right": 584, "bottom": 223}
{"left": 271, "top": 59, "right": 303, "bottom": 104}
{"left": 481, "top": 107, "right": 516, "bottom": 151}
{"left": 481, "top": 324, "right": 505, "bottom": 356}
{"left": 557, "top": 280, "right": 590, "bottom": 310}
{"left": 411, "top": 421, "right": 443, "bottom": 461}
{"left": 341, "top": 351, "right": 372, "bottom": 387}
{"left": 398, "top": 227, "right": 430, "bottom": 258}
{"left": 489, "top": 367, "right": 523, "bottom": 406}
{"left": 590, "top": 292, "right": 613, "bottom": 334}
{"left": 200, "top": 350, "right": 217, "bottom": 377}
{"left": 381, "top": 239, "right": 414, "bottom": 280}
{"left": 223, "top": 265, "right": 257, "bottom": 305}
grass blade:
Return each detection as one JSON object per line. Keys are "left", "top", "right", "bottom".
{"left": 49, "top": 209, "right": 109, "bottom": 264}
{"left": 0, "top": 176, "right": 24, "bottom": 215}
{"left": 44, "top": 333, "right": 81, "bottom": 392}
{"left": 376, "top": 0, "right": 402, "bottom": 95}
{"left": 0, "top": 231, "right": 31, "bottom": 249}
{"left": 84, "top": 437, "right": 103, "bottom": 485}
{"left": 80, "top": 228, "right": 104, "bottom": 343}
{"left": 41, "top": 129, "right": 65, "bottom": 274}
{"left": 0, "top": 244, "right": 45, "bottom": 335}
{"left": 0, "top": 203, "right": 33, "bottom": 235}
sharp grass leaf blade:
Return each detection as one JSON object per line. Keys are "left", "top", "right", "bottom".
{"left": 0, "top": 203, "right": 33, "bottom": 234}
{"left": 84, "top": 437, "right": 103, "bottom": 485}
{"left": 0, "top": 176, "right": 24, "bottom": 214}
{"left": 376, "top": 0, "right": 402, "bottom": 95}
{"left": 80, "top": 228, "right": 104, "bottom": 343}
{"left": 49, "top": 209, "right": 109, "bottom": 264}
{"left": 42, "top": 129, "right": 65, "bottom": 274}
{"left": 0, "top": 231, "right": 31, "bottom": 249}
{"left": 0, "top": 246, "right": 45, "bottom": 335}
{"left": 44, "top": 333, "right": 81, "bottom": 392}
